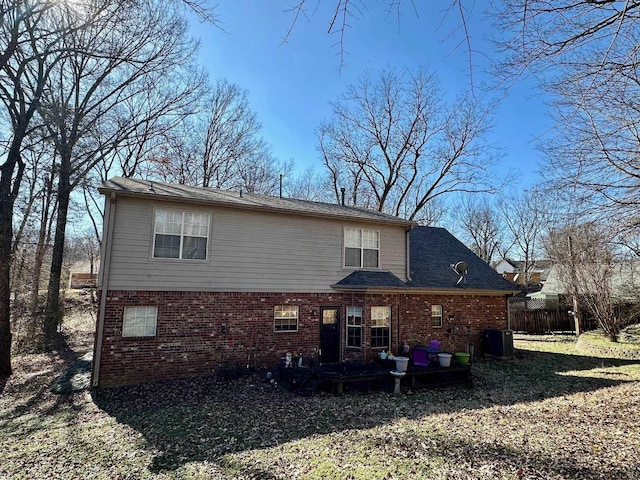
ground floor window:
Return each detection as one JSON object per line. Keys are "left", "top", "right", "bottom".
{"left": 346, "top": 306, "right": 363, "bottom": 348}
{"left": 431, "top": 304, "right": 443, "bottom": 327}
{"left": 123, "top": 306, "right": 158, "bottom": 337}
{"left": 370, "top": 306, "right": 390, "bottom": 349}
{"left": 274, "top": 305, "right": 299, "bottom": 332}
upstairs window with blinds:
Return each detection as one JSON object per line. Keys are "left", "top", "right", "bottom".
{"left": 344, "top": 228, "right": 380, "bottom": 268}
{"left": 153, "top": 209, "right": 210, "bottom": 260}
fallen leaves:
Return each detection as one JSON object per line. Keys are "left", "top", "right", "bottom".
{"left": 2, "top": 324, "right": 640, "bottom": 479}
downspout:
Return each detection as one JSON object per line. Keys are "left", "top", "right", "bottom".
{"left": 405, "top": 226, "right": 413, "bottom": 282}
{"left": 402, "top": 226, "right": 413, "bottom": 355}
{"left": 92, "top": 192, "right": 117, "bottom": 388}
{"left": 396, "top": 304, "right": 400, "bottom": 356}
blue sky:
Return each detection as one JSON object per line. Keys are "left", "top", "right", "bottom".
{"left": 189, "top": 1, "right": 551, "bottom": 189}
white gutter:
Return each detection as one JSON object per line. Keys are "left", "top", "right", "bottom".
{"left": 92, "top": 192, "right": 116, "bottom": 388}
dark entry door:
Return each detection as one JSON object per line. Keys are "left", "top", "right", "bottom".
{"left": 320, "top": 307, "right": 340, "bottom": 363}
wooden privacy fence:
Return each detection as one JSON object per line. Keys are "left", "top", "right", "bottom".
{"left": 508, "top": 298, "right": 575, "bottom": 333}
{"left": 69, "top": 272, "right": 98, "bottom": 289}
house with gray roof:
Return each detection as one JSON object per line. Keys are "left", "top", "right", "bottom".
{"left": 495, "top": 257, "right": 552, "bottom": 288}
{"left": 93, "top": 177, "right": 517, "bottom": 387}
{"left": 534, "top": 262, "right": 640, "bottom": 302}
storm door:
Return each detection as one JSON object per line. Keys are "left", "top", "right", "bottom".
{"left": 319, "top": 307, "right": 340, "bottom": 363}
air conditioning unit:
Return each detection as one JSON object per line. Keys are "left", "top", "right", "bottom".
{"left": 483, "top": 329, "right": 514, "bottom": 357}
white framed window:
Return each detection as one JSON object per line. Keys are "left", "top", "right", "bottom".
{"left": 370, "top": 306, "right": 390, "bottom": 349}
{"left": 153, "top": 209, "right": 210, "bottom": 260}
{"left": 274, "top": 305, "right": 299, "bottom": 332}
{"left": 344, "top": 227, "right": 380, "bottom": 268}
{"left": 431, "top": 304, "right": 443, "bottom": 327}
{"left": 346, "top": 306, "right": 363, "bottom": 348}
{"left": 123, "top": 306, "right": 158, "bottom": 337}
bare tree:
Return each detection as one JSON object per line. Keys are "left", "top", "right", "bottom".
{"left": 282, "top": 1, "right": 474, "bottom": 79}
{"left": 38, "top": 0, "right": 204, "bottom": 339}
{"left": 283, "top": 166, "right": 330, "bottom": 202}
{"left": 150, "top": 120, "right": 203, "bottom": 185}
{"left": 156, "top": 79, "right": 288, "bottom": 195}
{"left": 0, "top": 0, "right": 79, "bottom": 374}
{"left": 496, "top": 0, "right": 640, "bottom": 249}
{"left": 237, "top": 155, "right": 294, "bottom": 196}
{"left": 499, "top": 188, "right": 549, "bottom": 290}
{"left": 546, "top": 223, "right": 640, "bottom": 341}
{"left": 318, "top": 67, "right": 496, "bottom": 222}
{"left": 200, "top": 80, "right": 265, "bottom": 189}
{"left": 10, "top": 137, "right": 58, "bottom": 329}
{"left": 542, "top": 87, "right": 640, "bottom": 243}
{"left": 453, "top": 194, "right": 502, "bottom": 264}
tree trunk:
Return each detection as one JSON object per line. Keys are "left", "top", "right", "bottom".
{"left": 567, "top": 235, "right": 582, "bottom": 336}
{"left": 44, "top": 161, "right": 71, "bottom": 344}
{"left": 0, "top": 193, "right": 13, "bottom": 375}
{"left": 28, "top": 228, "right": 49, "bottom": 336}
{"left": 29, "top": 172, "right": 55, "bottom": 331}
{"left": 0, "top": 146, "right": 23, "bottom": 375}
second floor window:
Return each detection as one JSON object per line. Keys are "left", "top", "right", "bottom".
{"left": 344, "top": 228, "right": 379, "bottom": 268}
{"left": 153, "top": 209, "right": 210, "bottom": 260}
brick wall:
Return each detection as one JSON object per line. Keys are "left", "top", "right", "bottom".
{"left": 95, "top": 290, "right": 509, "bottom": 387}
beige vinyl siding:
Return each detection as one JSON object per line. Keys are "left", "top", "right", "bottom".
{"left": 106, "top": 197, "right": 407, "bottom": 292}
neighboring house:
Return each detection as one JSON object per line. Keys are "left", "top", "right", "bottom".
{"left": 495, "top": 258, "right": 551, "bottom": 287}
{"left": 536, "top": 263, "right": 640, "bottom": 301}
{"left": 92, "top": 177, "right": 517, "bottom": 388}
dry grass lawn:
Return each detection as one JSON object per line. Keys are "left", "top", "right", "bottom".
{"left": 1, "top": 304, "right": 639, "bottom": 479}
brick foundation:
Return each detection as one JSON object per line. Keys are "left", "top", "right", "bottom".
{"left": 95, "top": 290, "right": 509, "bottom": 387}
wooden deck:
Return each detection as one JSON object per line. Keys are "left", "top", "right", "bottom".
{"left": 315, "top": 362, "right": 472, "bottom": 395}
{"left": 403, "top": 364, "right": 472, "bottom": 388}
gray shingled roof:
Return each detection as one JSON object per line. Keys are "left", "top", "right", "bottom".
{"left": 332, "top": 270, "right": 407, "bottom": 290}
{"left": 407, "top": 226, "right": 517, "bottom": 291}
{"left": 331, "top": 226, "right": 518, "bottom": 293}
{"left": 99, "top": 177, "right": 415, "bottom": 226}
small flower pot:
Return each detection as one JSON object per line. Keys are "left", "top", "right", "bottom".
{"left": 455, "top": 352, "right": 470, "bottom": 365}
{"left": 395, "top": 356, "right": 409, "bottom": 372}
{"left": 438, "top": 353, "right": 452, "bottom": 367}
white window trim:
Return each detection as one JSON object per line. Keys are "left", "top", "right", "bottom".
{"left": 431, "top": 304, "right": 443, "bottom": 328}
{"left": 370, "top": 305, "right": 391, "bottom": 349}
{"left": 152, "top": 208, "right": 211, "bottom": 261}
{"left": 346, "top": 306, "right": 363, "bottom": 349}
{"left": 274, "top": 305, "right": 299, "bottom": 333}
{"left": 123, "top": 306, "right": 158, "bottom": 337}
{"left": 343, "top": 227, "right": 380, "bottom": 269}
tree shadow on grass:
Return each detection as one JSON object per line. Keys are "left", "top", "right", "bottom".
{"left": 0, "top": 375, "right": 7, "bottom": 396}
{"left": 1, "top": 330, "right": 87, "bottom": 438}
{"left": 470, "top": 347, "right": 640, "bottom": 405}
{"left": 92, "top": 348, "right": 640, "bottom": 477}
